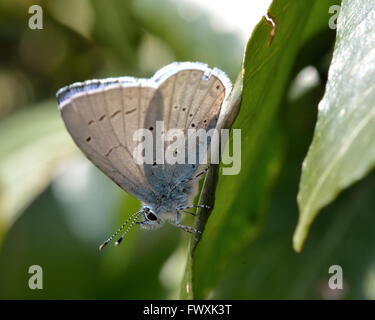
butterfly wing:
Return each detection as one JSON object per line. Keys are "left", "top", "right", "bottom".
{"left": 144, "top": 62, "right": 232, "bottom": 187}
{"left": 57, "top": 78, "right": 158, "bottom": 204}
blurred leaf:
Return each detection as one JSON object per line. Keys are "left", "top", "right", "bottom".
{"left": 181, "top": 0, "right": 324, "bottom": 299}
{"left": 90, "top": 0, "right": 141, "bottom": 74}
{"left": 51, "top": 159, "right": 124, "bottom": 247}
{"left": 0, "top": 101, "right": 75, "bottom": 242}
{"left": 294, "top": 0, "right": 375, "bottom": 252}
{"left": 47, "top": 0, "right": 94, "bottom": 39}
{"left": 0, "top": 180, "right": 181, "bottom": 299}
{"left": 133, "top": 0, "right": 243, "bottom": 80}
{"left": 302, "top": 0, "right": 341, "bottom": 43}
{"left": 0, "top": 188, "right": 99, "bottom": 299}
{"left": 294, "top": 0, "right": 340, "bottom": 78}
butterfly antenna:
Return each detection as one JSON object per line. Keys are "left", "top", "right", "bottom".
{"left": 114, "top": 211, "right": 143, "bottom": 246}
{"left": 99, "top": 210, "right": 142, "bottom": 251}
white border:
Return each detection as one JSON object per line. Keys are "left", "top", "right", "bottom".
{"left": 56, "top": 61, "right": 233, "bottom": 110}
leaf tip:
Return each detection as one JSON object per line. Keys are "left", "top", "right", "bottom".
{"left": 292, "top": 221, "right": 308, "bottom": 253}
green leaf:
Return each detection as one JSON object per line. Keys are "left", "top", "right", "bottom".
{"left": 213, "top": 150, "right": 375, "bottom": 299}
{"left": 180, "top": 0, "right": 324, "bottom": 299}
{"left": 294, "top": 0, "right": 375, "bottom": 252}
{"left": 0, "top": 101, "right": 75, "bottom": 242}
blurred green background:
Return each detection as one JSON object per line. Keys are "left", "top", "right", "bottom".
{"left": 1, "top": 0, "right": 374, "bottom": 299}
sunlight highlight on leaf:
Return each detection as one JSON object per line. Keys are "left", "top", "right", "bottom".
{"left": 294, "top": 0, "right": 375, "bottom": 252}
{"left": 0, "top": 101, "right": 76, "bottom": 236}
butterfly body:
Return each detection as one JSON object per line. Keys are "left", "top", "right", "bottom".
{"left": 137, "top": 175, "right": 198, "bottom": 229}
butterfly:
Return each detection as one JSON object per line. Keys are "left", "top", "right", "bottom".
{"left": 56, "top": 62, "right": 232, "bottom": 250}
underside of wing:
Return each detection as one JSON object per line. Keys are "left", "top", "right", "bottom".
{"left": 56, "top": 62, "right": 232, "bottom": 203}
{"left": 57, "top": 79, "right": 158, "bottom": 204}
{"left": 145, "top": 62, "right": 232, "bottom": 187}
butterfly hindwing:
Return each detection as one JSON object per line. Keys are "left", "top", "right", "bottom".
{"left": 156, "top": 65, "right": 229, "bottom": 185}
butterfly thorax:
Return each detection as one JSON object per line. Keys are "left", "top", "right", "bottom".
{"left": 138, "top": 179, "right": 198, "bottom": 229}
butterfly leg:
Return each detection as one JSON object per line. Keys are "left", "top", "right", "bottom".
{"left": 176, "top": 204, "right": 211, "bottom": 218}
{"left": 168, "top": 166, "right": 211, "bottom": 196}
{"left": 172, "top": 211, "right": 202, "bottom": 234}
{"left": 182, "top": 166, "right": 210, "bottom": 183}
{"left": 177, "top": 204, "right": 211, "bottom": 211}
{"left": 181, "top": 210, "right": 196, "bottom": 216}
{"left": 176, "top": 166, "right": 210, "bottom": 186}
{"left": 194, "top": 165, "right": 210, "bottom": 179}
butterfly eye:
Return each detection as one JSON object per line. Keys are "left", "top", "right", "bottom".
{"left": 146, "top": 212, "right": 157, "bottom": 221}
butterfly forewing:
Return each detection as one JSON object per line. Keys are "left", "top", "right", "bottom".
{"left": 60, "top": 98, "right": 155, "bottom": 203}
